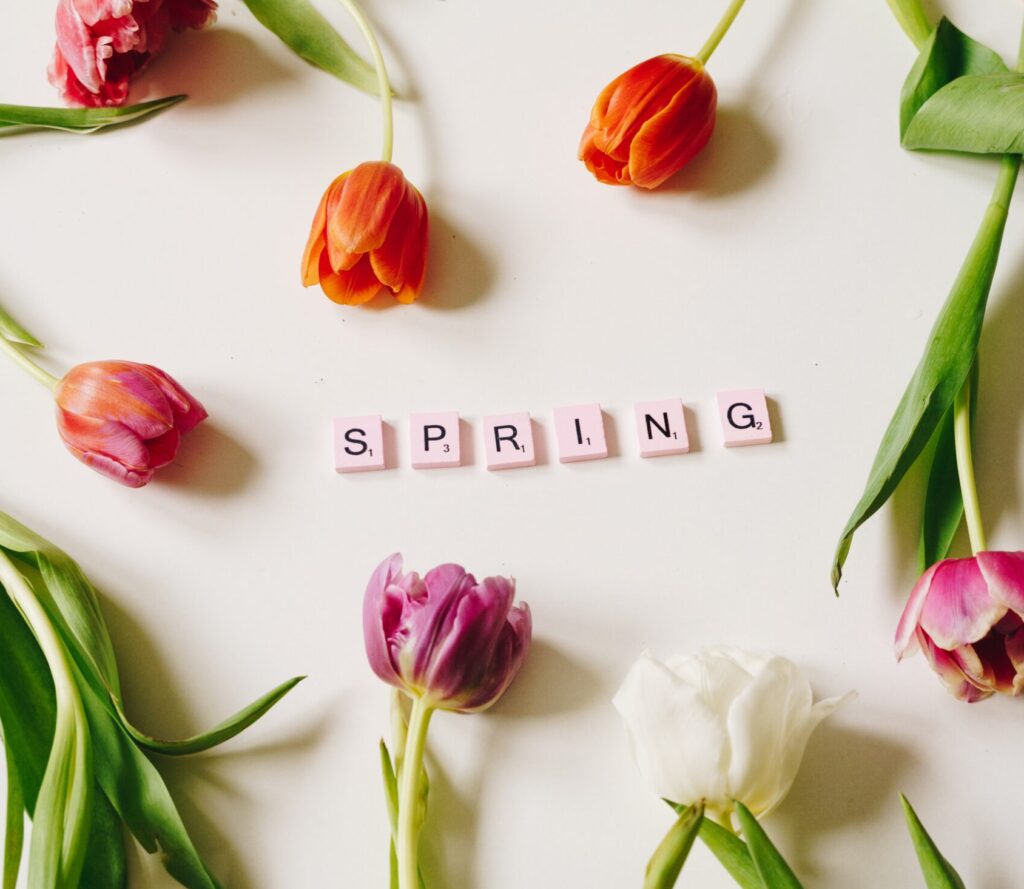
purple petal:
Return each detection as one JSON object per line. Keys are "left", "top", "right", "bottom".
{"left": 918, "top": 629, "right": 991, "bottom": 703}
{"left": 458, "top": 602, "right": 532, "bottom": 712}
{"left": 895, "top": 562, "right": 940, "bottom": 659}
{"left": 976, "top": 551, "right": 1024, "bottom": 616}
{"left": 919, "top": 557, "right": 1006, "bottom": 649}
{"left": 363, "top": 553, "right": 406, "bottom": 686}
{"left": 405, "top": 563, "right": 468, "bottom": 682}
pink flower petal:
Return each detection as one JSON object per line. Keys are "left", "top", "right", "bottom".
{"left": 895, "top": 561, "right": 941, "bottom": 659}
{"left": 919, "top": 557, "right": 1006, "bottom": 649}
{"left": 918, "top": 629, "right": 991, "bottom": 703}
{"left": 976, "top": 551, "right": 1024, "bottom": 616}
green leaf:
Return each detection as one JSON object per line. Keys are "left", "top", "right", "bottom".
{"left": 644, "top": 803, "right": 703, "bottom": 889}
{"left": 79, "top": 793, "right": 127, "bottom": 889}
{"left": 0, "top": 304, "right": 41, "bottom": 348}
{"left": 113, "top": 676, "right": 304, "bottom": 756}
{"left": 901, "top": 795, "right": 967, "bottom": 889}
{"left": 380, "top": 741, "right": 400, "bottom": 889}
{"left": 240, "top": 0, "right": 380, "bottom": 96}
{"left": 0, "top": 96, "right": 186, "bottom": 135}
{"left": 831, "top": 155, "right": 1019, "bottom": 591}
{"left": 885, "top": 0, "right": 933, "bottom": 50}
{"left": 3, "top": 734, "right": 24, "bottom": 889}
{"left": 899, "top": 18, "right": 1007, "bottom": 141}
{"left": 697, "top": 818, "right": 762, "bottom": 889}
{"left": 734, "top": 802, "right": 804, "bottom": 889}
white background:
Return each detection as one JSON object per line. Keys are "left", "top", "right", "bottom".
{"left": 3, "top": 1, "right": 1024, "bottom": 886}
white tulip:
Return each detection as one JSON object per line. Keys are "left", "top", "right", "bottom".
{"left": 613, "top": 648, "right": 853, "bottom": 821}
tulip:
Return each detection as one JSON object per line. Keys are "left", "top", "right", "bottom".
{"left": 55, "top": 361, "right": 207, "bottom": 488}
{"left": 364, "top": 553, "right": 531, "bottom": 889}
{"left": 614, "top": 648, "right": 851, "bottom": 822}
{"left": 301, "top": 162, "right": 429, "bottom": 306}
{"left": 579, "top": 54, "right": 717, "bottom": 189}
{"left": 895, "top": 552, "right": 1024, "bottom": 702}
{"left": 48, "top": 0, "right": 216, "bottom": 107}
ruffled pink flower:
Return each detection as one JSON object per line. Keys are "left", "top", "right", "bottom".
{"left": 48, "top": 0, "right": 217, "bottom": 107}
{"left": 55, "top": 360, "right": 207, "bottom": 488}
{"left": 895, "top": 552, "right": 1024, "bottom": 702}
{"left": 363, "top": 554, "right": 532, "bottom": 712}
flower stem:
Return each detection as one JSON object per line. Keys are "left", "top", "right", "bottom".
{"left": 695, "top": 0, "right": 748, "bottom": 65}
{"left": 953, "top": 375, "right": 987, "bottom": 554}
{"left": 0, "top": 335, "right": 58, "bottom": 391}
{"left": 396, "top": 697, "right": 432, "bottom": 889}
{"left": 336, "top": 0, "right": 394, "bottom": 163}
{"left": 885, "top": 0, "right": 932, "bottom": 49}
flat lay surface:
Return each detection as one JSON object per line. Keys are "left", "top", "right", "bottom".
{"left": 3, "top": 0, "right": 1024, "bottom": 886}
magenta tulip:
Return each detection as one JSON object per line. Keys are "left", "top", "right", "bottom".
{"left": 363, "top": 553, "right": 531, "bottom": 712}
{"left": 895, "top": 552, "right": 1024, "bottom": 702}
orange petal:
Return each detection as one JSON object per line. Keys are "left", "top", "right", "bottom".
{"left": 579, "top": 122, "right": 630, "bottom": 185}
{"left": 369, "top": 184, "right": 428, "bottom": 299}
{"left": 326, "top": 162, "right": 408, "bottom": 262}
{"left": 318, "top": 252, "right": 383, "bottom": 306}
{"left": 301, "top": 174, "right": 346, "bottom": 286}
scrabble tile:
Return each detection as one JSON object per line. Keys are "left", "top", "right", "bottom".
{"left": 716, "top": 389, "right": 772, "bottom": 447}
{"left": 334, "top": 415, "right": 386, "bottom": 472}
{"left": 410, "top": 412, "right": 461, "bottom": 468}
{"left": 483, "top": 412, "right": 536, "bottom": 470}
{"left": 553, "top": 403, "right": 608, "bottom": 463}
{"left": 635, "top": 399, "right": 689, "bottom": 457}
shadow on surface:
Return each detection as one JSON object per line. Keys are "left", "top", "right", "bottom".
{"left": 158, "top": 421, "right": 257, "bottom": 496}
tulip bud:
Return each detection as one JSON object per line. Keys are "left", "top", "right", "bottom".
{"left": 362, "top": 554, "right": 531, "bottom": 712}
{"left": 54, "top": 360, "right": 207, "bottom": 488}
{"left": 895, "top": 552, "right": 1024, "bottom": 702}
{"left": 301, "top": 161, "right": 429, "bottom": 306}
{"left": 614, "top": 649, "right": 851, "bottom": 821}
{"left": 579, "top": 54, "right": 717, "bottom": 190}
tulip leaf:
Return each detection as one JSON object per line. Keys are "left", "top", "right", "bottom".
{"left": 79, "top": 792, "right": 127, "bottom": 889}
{"left": 697, "top": 817, "right": 762, "bottom": 889}
{"left": 734, "top": 802, "right": 805, "bottom": 889}
{"left": 899, "top": 18, "right": 1007, "bottom": 142}
{"left": 0, "top": 96, "right": 186, "bottom": 135}
{"left": 240, "top": 0, "right": 380, "bottom": 96}
{"left": 901, "top": 795, "right": 967, "bottom": 889}
{"left": 831, "top": 156, "right": 1019, "bottom": 592}
{"left": 2, "top": 733, "right": 24, "bottom": 889}
{"left": 0, "top": 304, "right": 41, "bottom": 349}
{"left": 645, "top": 803, "right": 703, "bottom": 889}
{"left": 112, "top": 676, "right": 304, "bottom": 756}
{"left": 379, "top": 740, "right": 427, "bottom": 889}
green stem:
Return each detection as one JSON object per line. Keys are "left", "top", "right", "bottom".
{"left": 953, "top": 375, "right": 986, "bottom": 554}
{"left": 695, "top": 0, "right": 749, "bottom": 65}
{"left": 0, "top": 336, "right": 57, "bottom": 391}
{"left": 885, "top": 0, "right": 932, "bottom": 49}
{"left": 396, "top": 697, "right": 432, "bottom": 889}
{"left": 336, "top": 0, "right": 394, "bottom": 163}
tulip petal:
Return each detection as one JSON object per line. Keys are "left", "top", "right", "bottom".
{"left": 918, "top": 629, "right": 991, "bottom": 702}
{"left": 327, "top": 162, "right": 407, "bottom": 258}
{"left": 363, "top": 553, "right": 408, "bottom": 687}
{"left": 976, "top": 551, "right": 1024, "bottom": 615}
{"left": 57, "top": 361, "right": 174, "bottom": 439}
{"left": 1005, "top": 627, "right": 1024, "bottom": 695}
{"left": 64, "top": 445, "right": 154, "bottom": 487}
{"left": 895, "top": 562, "right": 942, "bottom": 659}
{"left": 56, "top": 410, "right": 151, "bottom": 471}
{"left": 145, "top": 427, "right": 181, "bottom": 469}
{"left": 318, "top": 253, "right": 383, "bottom": 306}
{"left": 919, "top": 558, "right": 1007, "bottom": 649}
{"left": 404, "top": 564, "right": 471, "bottom": 683}
{"left": 369, "top": 185, "right": 428, "bottom": 299}
{"left": 301, "top": 180, "right": 336, "bottom": 286}
{"left": 55, "top": 0, "right": 104, "bottom": 93}
{"left": 458, "top": 602, "right": 532, "bottom": 712}
{"left": 613, "top": 652, "right": 729, "bottom": 806}
{"left": 139, "top": 365, "right": 207, "bottom": 434}
{"left": 665, "top": 649, "right": 757, "bottom": 723}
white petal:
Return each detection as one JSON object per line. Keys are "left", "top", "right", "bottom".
{"left": 613, "top": 652, "right": 730, "bottom": 807}
{"left": 665, "top": 649, "right": 755, "bottom": 722}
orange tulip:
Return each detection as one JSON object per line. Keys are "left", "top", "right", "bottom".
{"left": 579, "top": 54, "right": 717, "bottom": 190}
{"left": 301, "top": 161, "right": 429, "bottom": 306}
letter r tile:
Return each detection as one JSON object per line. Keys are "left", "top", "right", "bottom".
{"left": 334, "top": 415, "right": 386, "bottom": 472}
{"left": 483, "top": 412, "right": 536, "bottom": 470}
{"left": 410, "top": 411, "right": 461, "bottom": 468}
{"left": 634, "top": 399, "right": 689, "bottom": 457}
{"left": 553, "top": 403, "right": 608, "bottom": 463}
{"left": 716, "top": 389, "right": 773, "bottom": 447}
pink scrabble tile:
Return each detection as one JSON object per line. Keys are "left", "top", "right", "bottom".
{"left": 716, "top": 389, "right": 773, "bottom": 447}
{"left": 635, "top": 399, "right": 689, "bottom": 457}
{"left": 553, "top": 403, "right": 608, "bottom": 463}
{"left": 483, "top": 412, "right": 536, "bottom": 470}
{"left": 334, "top": 415, "right": 386, "bottom": 472}
{"left": 410, "top": 412, "right": 461, "bottom": 468}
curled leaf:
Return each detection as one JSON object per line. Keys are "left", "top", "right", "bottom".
{"left": 0, "top": 96, "right": 186, "bottom": 135}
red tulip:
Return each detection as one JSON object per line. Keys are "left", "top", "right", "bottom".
{"left": 55, "top": 361, "right": 207, "bottom": 488}
{"left": 579, "top": 54, "right": 717, "bottom": 189}
{"left": 301, "top": 161, "right": 429, "bottom": 306}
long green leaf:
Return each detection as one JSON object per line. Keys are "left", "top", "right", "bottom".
{"left": 0, "top": 304, "right": 41, "bottom": 348}
{"left": 113, "top": 676, "right": 304, "bottom": 756}
{"left": 831, "top": 154, "right": 1019, "bottom": 591}
{"left": 901, "top": 796, "right": 967, "bottom": 889}
{"left": 240, "top": 0, "right": 380, "bottom": 95}
{"left": 645, "top": 803, "right": 703, "bottom": 889}
{"left": 697, "top": 817, "right": 763, "bottom": 889}
{"left": 2, "top": 734, "right": 24, "bottom": 889}
{"left": 734, "top": 802, "right": 804, "bottom": 889}
{"left": 79, "top": 792, "right": 127, "bottom": 889}
{"left": 899, "top": 18, "right": 1006, "bottom": 141}
{"left": 0, "top": 96, "right": 186, "bottom": 135}
{"left": 380, "top": 741, "right": 400, "bottom": 889}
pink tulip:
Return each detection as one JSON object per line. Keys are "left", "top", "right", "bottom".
{"left": 895, "top": 552, "right": 1024, "bottom": 702}
{"left": 363, "top": 554, "right": 532, "bottom": 712}
{"left": 48, "top": 0, "right": 216, "bottom": 107}
{"left": 55, "top": 360, "right": 207, "bottom": 488}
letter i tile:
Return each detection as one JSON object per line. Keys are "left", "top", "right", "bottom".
{"left": 553, "top": 403, "right": 608, "bottom": 463}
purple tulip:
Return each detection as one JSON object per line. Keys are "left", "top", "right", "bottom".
{"left": 895, "top": 551, "right": 1024, "bottom": 702}
{"left": 363, "top": 553, "right": 532, "bottom": 712}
